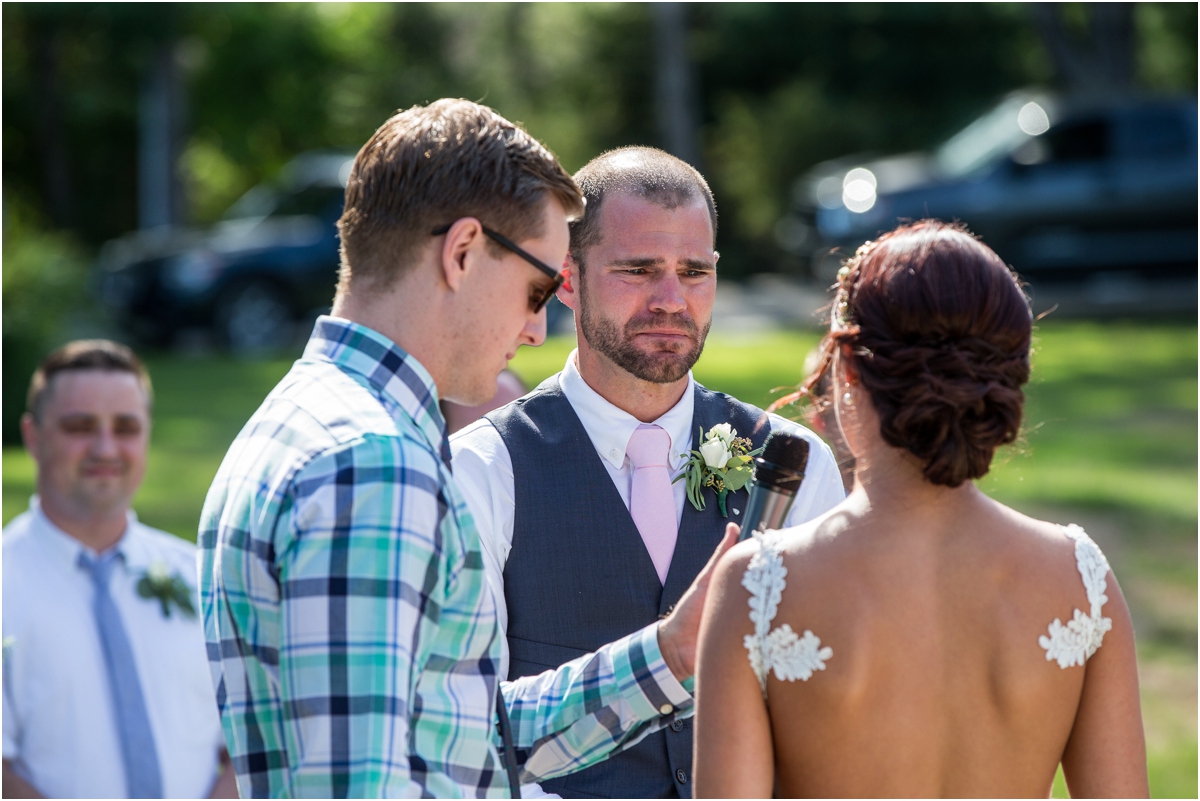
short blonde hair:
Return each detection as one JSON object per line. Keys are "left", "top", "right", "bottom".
{"left": 27, "top": 339, "right": 152, "bottom": 422}
{"left": 336, "top": 99, "right": 584, "bottom": 291}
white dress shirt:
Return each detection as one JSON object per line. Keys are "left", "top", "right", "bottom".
{"left": 3, "top": 498, "right": 226, "bottom": 799}
{"left": 451, "top": 350, "right": 847, "bottom": 680}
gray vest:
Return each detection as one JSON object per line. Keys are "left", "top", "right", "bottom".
{"left": 487, "top": 375, "right": 780, "bottom": 799}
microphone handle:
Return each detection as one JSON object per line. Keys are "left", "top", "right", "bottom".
{"left": 738, "top": 480, "right": 798, "bottom": 542}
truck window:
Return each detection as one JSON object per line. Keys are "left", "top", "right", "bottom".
{"left": 272, "top": 186, "right": 345, "bottom": 218}
{"left": 1043, "top": 117, "right": 1110, "bottom": 163}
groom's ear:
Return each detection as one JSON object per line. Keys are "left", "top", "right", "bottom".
{"left": 557, "top": 256, "right": 580, "bottom": 312}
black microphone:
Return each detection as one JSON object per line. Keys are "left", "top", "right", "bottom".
{"left": 738, "top": 432, "right": 810, "bottom": 541}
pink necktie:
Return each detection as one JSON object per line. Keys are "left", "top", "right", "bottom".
{"left": 626, "top": 424, "right": 678, "bottom": 585}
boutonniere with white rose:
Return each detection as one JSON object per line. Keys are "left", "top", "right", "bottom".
{"left": 673, "top": 423, "right": 764, "bottom": 518}
{"left": 136, "top": 561, "right": 197, "bottom": 619}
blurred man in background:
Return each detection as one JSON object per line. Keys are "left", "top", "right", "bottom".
{"left": 3, "top": 340, "right": 235, "bottom": 799}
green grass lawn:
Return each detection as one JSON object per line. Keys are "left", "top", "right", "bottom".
{"left": 3, "top": 320, "right": 1195, "bottom": 795}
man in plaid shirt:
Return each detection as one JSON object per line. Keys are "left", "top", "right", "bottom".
{"left": 199, "top": 100, "right": 733, "bottom": 798}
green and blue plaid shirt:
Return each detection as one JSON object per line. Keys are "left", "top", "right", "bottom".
{"left": 199, "top": 317, "right": 691, "bottom": 798}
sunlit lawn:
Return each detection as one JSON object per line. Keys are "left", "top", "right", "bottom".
{"left": 3, "top": 320, "right": 1195, "bottom": 796}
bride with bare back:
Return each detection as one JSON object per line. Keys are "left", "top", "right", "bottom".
{"left": 693, "top": 220, "right": 1148, "bottom": 798}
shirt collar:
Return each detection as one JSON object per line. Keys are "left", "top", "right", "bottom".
{"left": 303, "top": 316, "right": 452, "bottom": 469}
{"left": 558, "top": 350, "right": 696, "bottom": 472}
{"left": 27, "top": 495, "right": 147, "bottom": 570}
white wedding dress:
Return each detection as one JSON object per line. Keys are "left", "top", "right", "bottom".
{"left": 741, "top": 524, "right": 1113, "bottom": 694}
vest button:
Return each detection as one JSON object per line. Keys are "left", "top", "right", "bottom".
{"left": 670, "top": 720, "right": 684, "bottom": 732}
{"left": 676, "top": 769, "right": 689, "bottom": 784}
{"left": 659, "top": 703, "right": 674, "bottom": 715}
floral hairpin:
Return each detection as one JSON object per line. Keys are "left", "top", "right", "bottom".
{"left": 832, "top": 264, "right": 853, "bottom": 331}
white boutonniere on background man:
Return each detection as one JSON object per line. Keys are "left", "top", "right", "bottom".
{"left": 136, "top": 561, "right": 197, "bottom": 619}
{"left": 674, "top": 423, "right": 764, "bottom": 518}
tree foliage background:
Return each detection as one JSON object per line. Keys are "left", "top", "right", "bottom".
{"left": 2, "top": 2, "right": 1196, "bottom": 436}
{"left": 5, "top": 3, "right": 1196, "bottom": 253}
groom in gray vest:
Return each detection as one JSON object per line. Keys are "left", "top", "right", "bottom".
{"left": 452, "top": 147, "right": 845, "bottom": 798}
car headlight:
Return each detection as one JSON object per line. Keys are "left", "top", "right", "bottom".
{"left": 164, "top": 251, "right": 224, "bottom": 293}
{"left": 842, "top": 168, "right": 877, "bottom": 213}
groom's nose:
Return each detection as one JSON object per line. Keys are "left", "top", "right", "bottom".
{"left": 647, "top": 271, "right": 687, "bottom": 316}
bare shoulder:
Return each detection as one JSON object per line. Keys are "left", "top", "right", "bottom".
{"left": 717, "top": 507, "right": 846, "bottom": 575}
{"left": 773, "top": 502, "right": 862, "bottom": 576}
{"left": 708, "top": 511, "right": 850, "bottom": 621}
{"left": 985, "top": 500, "right": 1107, "bottom": 576}
{"left": 953, "top": 498, "right": 1119, "bottom": 629}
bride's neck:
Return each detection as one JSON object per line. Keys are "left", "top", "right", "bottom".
{"left": 847, "top": 436, "right": 979, "bottom": 521}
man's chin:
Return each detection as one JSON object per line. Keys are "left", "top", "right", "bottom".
{"left": 446, "top": 378, "right": 503, "bottom": 409}
{"left": 72, "top": 484, "right": 135, "bottom": 518}
{"left": 627, "top": 351, "right": 695, "bottom": 384}
{"left": 580, "top": 311, "right": 706, "bottom": 385}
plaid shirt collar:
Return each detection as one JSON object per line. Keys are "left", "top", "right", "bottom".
{"left": 303, "top": 315, "right": 452, "bottom": 468}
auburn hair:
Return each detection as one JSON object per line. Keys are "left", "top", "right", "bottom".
{"left": 781, "top": 220, "right": 1032, "bottom": 487}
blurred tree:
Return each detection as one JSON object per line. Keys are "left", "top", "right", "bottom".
{"left": 653, "top": 2, "right": 703, "bottom": 168}
{"left": 4, "top": 4, "right": 185, "bottom": 243}
{"left": 1134, "top": 2, "right": 1198, "bottom": 92}
{"left": 138, "top": 39, "right": 187, "bottom": 229}
{"left": 30, "top": 20, "right": 72, "bottom": 229}
{"left": 2, "top": 2, "right": 1195, "bottom": 270}
{"left": 688, "top": 4, "right": 1053, "bottom": 273}
{"left": 5, "top": 2, "right": 1194, "bottom": 436}
{"left": 2, "top": 201, "right": 90, "bottom": 442}
{"left": 1033, "top": 3, "right": 1134, "bottom": 95}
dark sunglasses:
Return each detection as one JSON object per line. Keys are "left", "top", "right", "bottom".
{"left": 432, "top": 223, "right": 565, "bottom": 313}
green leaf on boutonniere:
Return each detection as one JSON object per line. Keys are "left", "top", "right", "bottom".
{"left": 673, "top": 423, "right": 766, "bottom": 517}
{"left": 136, "top": 561, "right": 197, "bottom": 619}
{"left": 723, "top": 466, "right": 752, "bottom": 492}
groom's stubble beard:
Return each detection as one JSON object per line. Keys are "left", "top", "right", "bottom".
{"left": 577, "top": 270, "right": 711, "bottom": 384}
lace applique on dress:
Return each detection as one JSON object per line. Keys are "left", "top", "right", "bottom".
{"left": 1038, "top": 524, "right": 1113, "bottom": 669}
{"left": 742, "top": 529, "right": 832, "bottom": 695}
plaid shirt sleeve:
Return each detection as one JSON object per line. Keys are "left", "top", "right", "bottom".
{"left": 501, "top": 623, "right": 694, "bottom": 784}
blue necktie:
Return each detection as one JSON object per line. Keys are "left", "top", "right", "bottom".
{"left": 79, "top": 550, "right": 164, "bottom": 798}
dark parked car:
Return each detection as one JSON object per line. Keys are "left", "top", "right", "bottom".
{"left": 99, "top": 152, "right": 352, "bottom": 352}
{"left": 780, "top": 92, "right": 1198, "bottom": 299}
{"left": 99, "top": 150, "right": 576, "bottom": 352}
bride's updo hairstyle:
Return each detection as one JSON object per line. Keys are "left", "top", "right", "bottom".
{"left": 808, "top": 220, "right": 1032, "bottom": 487}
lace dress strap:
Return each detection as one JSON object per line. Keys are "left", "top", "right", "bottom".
{"left": 1038, "top": 524, "right": 1114, "bottom": 669}
{"left": 741, "top": 530, "right": 832, "bottom": 696}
